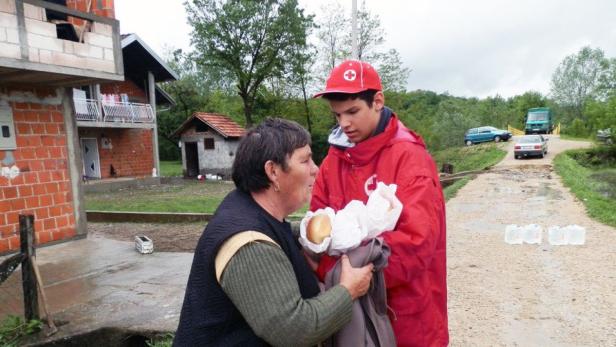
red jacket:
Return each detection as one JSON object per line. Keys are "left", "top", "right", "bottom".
{"left": 311, "top": 114, "right": 449, "bottom": 347}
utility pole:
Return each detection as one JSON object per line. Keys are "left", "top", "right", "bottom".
{"left": 351, "top": 0, "right": 358, "bottom": 59}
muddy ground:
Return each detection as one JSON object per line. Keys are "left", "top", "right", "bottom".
{"left": 447, "top": 135, "right": 616, "bottom": 346}
{"left": 90, "top": 135, "right": 616, "bottom": 346}
{"left": 89, "top": 222, "right": 205, "bottom": 252}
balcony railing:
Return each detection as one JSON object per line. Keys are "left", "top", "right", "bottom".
{"left": 74, "top": 99, "right": 154, "bottom": 124}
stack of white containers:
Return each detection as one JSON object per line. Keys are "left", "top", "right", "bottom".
{"left": 504, "top": 224, "right": 542, "bottom": 244}
{"left": 504, "top": 224, "right": 586, "bottom": 245}
{"left": 547, "top": 225, "right": 586, "bottom": 245}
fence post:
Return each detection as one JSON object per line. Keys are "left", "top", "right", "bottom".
{"left": 19, "top": 214, "right": 39, "bottom": 321}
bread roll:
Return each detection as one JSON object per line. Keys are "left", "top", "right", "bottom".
{"left": 307, "top": 214, "right": 332, "bottom": 244}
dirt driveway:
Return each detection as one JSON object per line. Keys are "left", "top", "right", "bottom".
{"left": 447, "top": 136, "right": 616, "bottom": 346}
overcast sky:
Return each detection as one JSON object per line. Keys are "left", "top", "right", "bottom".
{"left": 115, "top": 0, "right": 616, "bottom": 98}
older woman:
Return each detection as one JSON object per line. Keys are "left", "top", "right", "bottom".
{"left": 174, "top": 118, "right": 373, "bottom": 346}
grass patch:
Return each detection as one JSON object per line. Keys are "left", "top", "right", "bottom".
{"left": 85, "top": 181, "right": 233, "bottom": 213}
{"left": 160, "top": 161, "right": 183, "bottom": 177}
{"left": 554, "top": 149, "right": 616, "bottom": 227}
{"left": 147, "top": 333, "right": 174, "bottom": 347}
{"left": 559, "top": 134, "right": 594, "bottom": 142}
{"left": 432, "top": 143, "right": 507, "bottom": 173}
{"left": 0, "top": 315, "right": 41, "bottom": 347}
{"left": 89, "top": 144, "right": 507, "bottom": 214}
{"left": 443, "top": 176, "right": 471, "bottom": 201}
{"left": 567, "top": 145, "right": 616, "bottom": 168}
{"left": 432, "top": 143, "right": 507, "bottom": 201}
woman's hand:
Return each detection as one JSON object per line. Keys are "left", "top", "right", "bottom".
{"left": 339, "top": 255, "right": 374, "bottom": 300}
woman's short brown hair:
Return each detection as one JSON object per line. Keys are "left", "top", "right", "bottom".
{"left": 232, "top": 118, "right": 311, "bottom": 193}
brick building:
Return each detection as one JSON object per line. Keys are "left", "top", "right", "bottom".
{"left": 74, "top": 33, "right": 177, "bottom": 179}
{"left": 1, "top": 0, "right": 174, "bottom": 254}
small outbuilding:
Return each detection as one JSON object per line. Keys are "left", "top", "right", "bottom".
{"left": 173, "top": 113, "right": 245, "bottom": 178}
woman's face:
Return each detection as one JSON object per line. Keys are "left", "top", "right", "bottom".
{"left": 277, "top": 145, "right": 318, "bottom": 215}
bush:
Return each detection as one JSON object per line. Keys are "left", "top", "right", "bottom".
{"left": 562, "top": 118, "right": 590, "bottom": 137}
{"left": 569, "top": 145, "right": 616, "bottom": 168}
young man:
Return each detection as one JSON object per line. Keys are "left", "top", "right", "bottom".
{"left": 311, "top": 60, "right": 449, "bottom": 347}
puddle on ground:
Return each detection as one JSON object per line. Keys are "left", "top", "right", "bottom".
{"left": 589, "top": 171, "right": 616, "bottom": 200}
{"left": 496, "top": 167, "right": 554, "bottom": 182}
{"left": 536, "top": 183, "right": 563, "bottom": 200}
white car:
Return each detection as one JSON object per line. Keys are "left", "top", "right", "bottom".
{"left": 514, "top": 135, "right": 548, "bottom": 159}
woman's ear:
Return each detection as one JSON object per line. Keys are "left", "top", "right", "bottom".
{"left": 264, "top": 160, "right": 279, "bottom": 189}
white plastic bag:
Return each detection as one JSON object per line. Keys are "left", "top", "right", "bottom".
{"left": 328, "top": 200, "right": 369, "bottom": 255}
{"left": 300, "top": 183, "right": 403, "bottom": 255}
{"left": 364, "top": 182, "right": 403, "bottom": 239}
{"left": 299, "top": 207, "right": 336, "bottom": 254}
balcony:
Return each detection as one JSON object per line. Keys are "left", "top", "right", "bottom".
{"left": 0, "top": 0, "right": 123, "bottom": 86}
{"left": 74, "top": 98, "right": 155, "bottom": 128}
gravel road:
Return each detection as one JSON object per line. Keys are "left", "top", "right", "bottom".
{"left": 447, "top": 135, "right": 616, "bottom": 346}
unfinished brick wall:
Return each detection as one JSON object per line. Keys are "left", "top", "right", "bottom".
{"left": 0, "top": 1, "right": 118, "bottom": 74}
{"left": 100, "top": 79, "right": 148, "bottom": 104}
{"left": 0, "top": 91, "right": 77, "bottom": 254}
{"left": 67, "top": 0, "right": 115, "bottom": 19}
{"left": 78, "top": 127, "right": 153, "bottom": 178}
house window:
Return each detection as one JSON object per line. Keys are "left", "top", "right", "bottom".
{"left": 204, "top": 138, "right": 215, "bottom": 150}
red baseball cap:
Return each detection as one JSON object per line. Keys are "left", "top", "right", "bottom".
{"left": 313, "top": 60, "right": 382, "bottom": 98}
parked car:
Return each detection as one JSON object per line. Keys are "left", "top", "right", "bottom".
{"left": 597, "top": 128, "right": 613, "bottom": 145}
{"left": 464, "top": 126, "right": 512, "bottom": 146}
{"left": 514, "top": 135, "right": 548, "bottom": 159}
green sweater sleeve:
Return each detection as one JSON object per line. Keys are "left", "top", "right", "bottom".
{"left": 220, "top": 242, "right": 353, "bottom": 347}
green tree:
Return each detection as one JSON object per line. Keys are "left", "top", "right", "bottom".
{"left": 586, "top": 95, "right": 616, "bottom": 132}
{"left": 157, "top": 49, "right": 209, "bottom": 160}
{"left": 508, "top": 91, "right": 547, "bottom": 128}
{"left": 313, "top": 0, "right": 409, "bottom": 91}
{"left": 315, "top": 2, "right": 346, "bottom": 74}
{"left": 347, "top": 0, "right": 385, "bottom": 61}
{"left": 289, "top": 44, "right": 317, "bottom": 132}
{"left": 185, "top": 0, "right": 314, "bottom": 127}
{"left": 550, "top": 46, "right": 611, "bottom": 120}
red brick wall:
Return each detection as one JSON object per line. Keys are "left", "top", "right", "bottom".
{"left": 78, "top": 128, "right": 153, "bottom": 178}
{"left": 100, "top": 80, "right": 148, "bottom": 104}
{"left": 67, "top": 0, "right": 115, "bottom": 19}
{"left": 0, "top": 97, "right": 76, "bottom": 254}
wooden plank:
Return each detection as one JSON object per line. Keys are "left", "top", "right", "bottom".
{"left": 0, "top": 253, "right": 25, "bottom": 285}
{"left": 20, "top": 214, "right": 39, "bottom": 321}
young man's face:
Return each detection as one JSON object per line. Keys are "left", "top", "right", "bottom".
{"left": 327, "top": 91, "right": 385, "bottom": 143}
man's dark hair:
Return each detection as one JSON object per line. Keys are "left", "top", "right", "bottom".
{"left": 321, "top": 89, "right": 378, "bottom": 107}
{"left": 232, "top": 118, "right": 311, "bottom": 193}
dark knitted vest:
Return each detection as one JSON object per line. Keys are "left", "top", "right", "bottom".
{"left": 173, "top": 189, "right": 320, "bottom": 346}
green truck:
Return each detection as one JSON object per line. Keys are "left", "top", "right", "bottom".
{"left": 525, "top": 107, "right": 553, "bottom": 134}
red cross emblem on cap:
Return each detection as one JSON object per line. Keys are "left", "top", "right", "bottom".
{"left": 343, "top": 69, "right": 357, "bottom": 81}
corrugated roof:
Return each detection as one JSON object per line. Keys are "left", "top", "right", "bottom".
{"left": 173, "top": 112, "right": 245, "bottom": 138}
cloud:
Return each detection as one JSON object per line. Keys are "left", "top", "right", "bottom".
{"left": 116, "top": 0, "right": 616, "bottom": 98}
